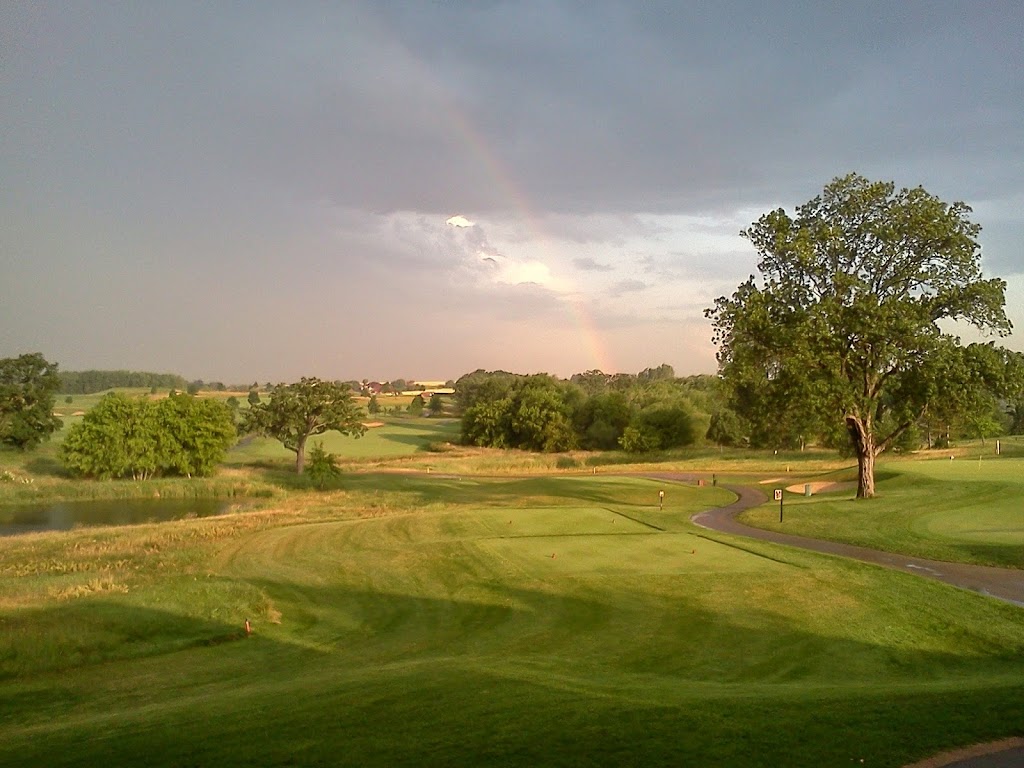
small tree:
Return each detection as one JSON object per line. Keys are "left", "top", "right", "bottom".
{"left": 428, "top": 393, "right": 444, "bottom": 415}
{"left": 305, "top": 441, "right": 341, "bottom": 490}
{"left": 248, "top": 388, "right": 261, "bottom": 406}
{"left": 408, "top": 394, "right": 425, "bottom": 416}
{"left": 0, "top": 353, "right": 63, "bottom": 450}
{"left": 367, "top": 395, "right": 380, "bottom": 415}
{"left": 243, "top": 377, "right": 366, "bottom": 474}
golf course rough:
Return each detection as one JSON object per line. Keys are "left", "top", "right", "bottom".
{"left": 1, "top": 473, "right": 1023, "bottom": 766}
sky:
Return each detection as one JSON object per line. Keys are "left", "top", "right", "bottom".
{"left": 3, "top": 2, "right": 1022, "bottom": 384}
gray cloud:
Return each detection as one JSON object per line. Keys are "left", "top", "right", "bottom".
{"left": 607, "top": 279, "right": 649, "bottom": 297}
{"left": 574, "top": 257, "right": 614, "bottom": 273}
{"left": 2, "top": 1, "right": 1022, "bottom": 379}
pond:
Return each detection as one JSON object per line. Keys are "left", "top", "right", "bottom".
{"left": 0, "top": 498, "right": 234, "bottom": 536}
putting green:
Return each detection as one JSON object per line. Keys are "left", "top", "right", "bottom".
{"left": 741, "top": 458, "right": 1024, "bottom": 566}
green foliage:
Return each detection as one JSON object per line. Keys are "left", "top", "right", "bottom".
{"left": 0, "top": 353, "right": 63, "bottom": 451}
{"left": 454, "top": 369, "right": 519, "bottom": 412}
{"left": 461, "top": 375, "right": 578, "bottom": 452}
{"left": 154, "top": 394, "right": 237, "bottom": 477}
{"left": 636, "top": 363, "right": 676, "bottom": 382}
{"left": 60, "top": 393, "right": 236, "bottom": 479}
{"left": 708, "top": 173, "right": 1013, "bottom": 497}
{"left": 305, "top": 441, "right": 341, "bottom": 489}
{"left": 367, "top": 394, "right": 380, "bottom": 415}
{"left": 57, "top": 369, "right": 187, "bottom": 395}
{"left": 407, "top": 394, "right": 424, "bottom": 416}
{"left": 186, "top": 380, "right": 202, "bottom": 395}
{"left": 630, "top": 402, "right": 699, "bottom": 450}
{"left": 243, "top": 377, "right": 366, "bottom": 474}
{"left": 247, "top": 388, "right": 261, "bottom": 406}
{"left": 457, "top": 370, "right": 712, "bottom": 454}
{"left": 462, "top": 397, "right": 514, "bottom": 448}
{"left": 574, "top": 391, "right": 633, "bottom": 449}
{"left": 428, "top": 393, "right": 444, "bottom": 415}
{"left": 568, "top": 369, "right": 612, "bottom": 395}
{"left": 618, "top": 424, "right": 660, "bottom": 452}
{"left": 705, "top": 408, "right": 747, "bottom": 447}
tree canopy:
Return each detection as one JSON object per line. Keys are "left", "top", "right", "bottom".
{"left": 243, "top": 377, "right": 366, "bottom": 474}
{"left": 0, "top": 353, "right": 63, "bottom": 451}
{"left": 707, "top": 173, "right": 1012, "bottom": 497}
{"left": 457, "top": 369, "right": 705, "bottom": 454}
{"left": 61, "top": 392, "right": 236, "bottom": 479}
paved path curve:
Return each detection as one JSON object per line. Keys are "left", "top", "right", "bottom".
{"left": 645, "top": 472, "right": 1024, "bottom": 607}
{"left": 643, "top": 473, "right": 1024, "bottom": 768}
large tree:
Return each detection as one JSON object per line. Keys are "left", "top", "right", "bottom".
{"left": 243, "top": 377, "right": 366, "bottom": 474}
{"left": 707, "top": 174, "right": 1012, "bottom": 498}
{"left": 0, "top": 353, "right": 63, "bottom": 450}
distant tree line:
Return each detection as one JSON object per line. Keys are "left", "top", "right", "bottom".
{"left": 59, "top": 370, "right": 188, "bottom": 394}
{"left": 454, "top": 356, "right": 1024, "bottom": 457}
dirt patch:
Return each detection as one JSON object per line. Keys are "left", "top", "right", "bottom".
{"left": 903, "top": 738, "right": 1024, "bottom": 768}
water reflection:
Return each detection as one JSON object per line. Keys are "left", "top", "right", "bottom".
{"left": 0, "top": 498, "right": 231, "bottom": 536}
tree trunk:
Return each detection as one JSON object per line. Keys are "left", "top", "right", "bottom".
{"left": 295, "top": 435, "right": 307, "bottom": 474}
{"left": 847, "top": 416, "right": 876, "bottom": 499}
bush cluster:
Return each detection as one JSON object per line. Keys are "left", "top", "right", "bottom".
{"left": 61, "top": 393, "right": 236, "bottom": 479}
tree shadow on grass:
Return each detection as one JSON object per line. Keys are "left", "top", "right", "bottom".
{"left": 337, "top": 472, "right": 676, "bottom": 509}
{"left": 0, "top": 599, "right": 254, "bottom": 682}
{"left": 374, "top": 421, "right": 462, "bottom": 451}
{"left": 949, "top": 542, "right": 1024, "bottom": 569}
{"left": 23, "top": 456, "right": 67, "bottom": 478}
{"left": 5, "top": 577, "right": 1024, "bottom": 767}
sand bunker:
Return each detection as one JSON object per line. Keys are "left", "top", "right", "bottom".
{"left": 785, "top": 481, "right": 856, "bottom": 495}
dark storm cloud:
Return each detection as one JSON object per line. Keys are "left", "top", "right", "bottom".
{"left": 7, "top": 2, "right": 1021, "bottom": 219}
{"left": 2, "top": 1, "right": 1022, "bottom": 378}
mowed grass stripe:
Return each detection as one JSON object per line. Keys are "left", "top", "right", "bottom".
{"left": 2, "top": 475, "right": 1024, "bottom": 766}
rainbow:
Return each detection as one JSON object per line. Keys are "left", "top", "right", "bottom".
{"left": 367, "top": 13, "right": 616, "bottom": 373}
{"left": 441, "top": 108, "right": 616, "bottom": 373}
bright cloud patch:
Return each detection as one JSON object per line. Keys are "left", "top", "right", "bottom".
{"left": 497, "top": 259, "right": 559, "bottom": 288}
{"left": 446, "top": 215, "right": 475, "bottom": 228}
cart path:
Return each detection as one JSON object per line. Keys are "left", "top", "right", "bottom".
{"left": 644, "top": 473, "right": 1024, "bottom": 607}
{"left": 644, "top": 473, "right": 1024, "bottom": 767}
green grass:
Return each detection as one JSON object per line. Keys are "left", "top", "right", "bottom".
{"left": 225, "top": 417, "right": 462, "bottom": 468}
{"left": 739, "top": 456, "right": 1024, "bottom": 568}
{"left": 2, "top": 474, "right": 1023, "bottom": 766}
